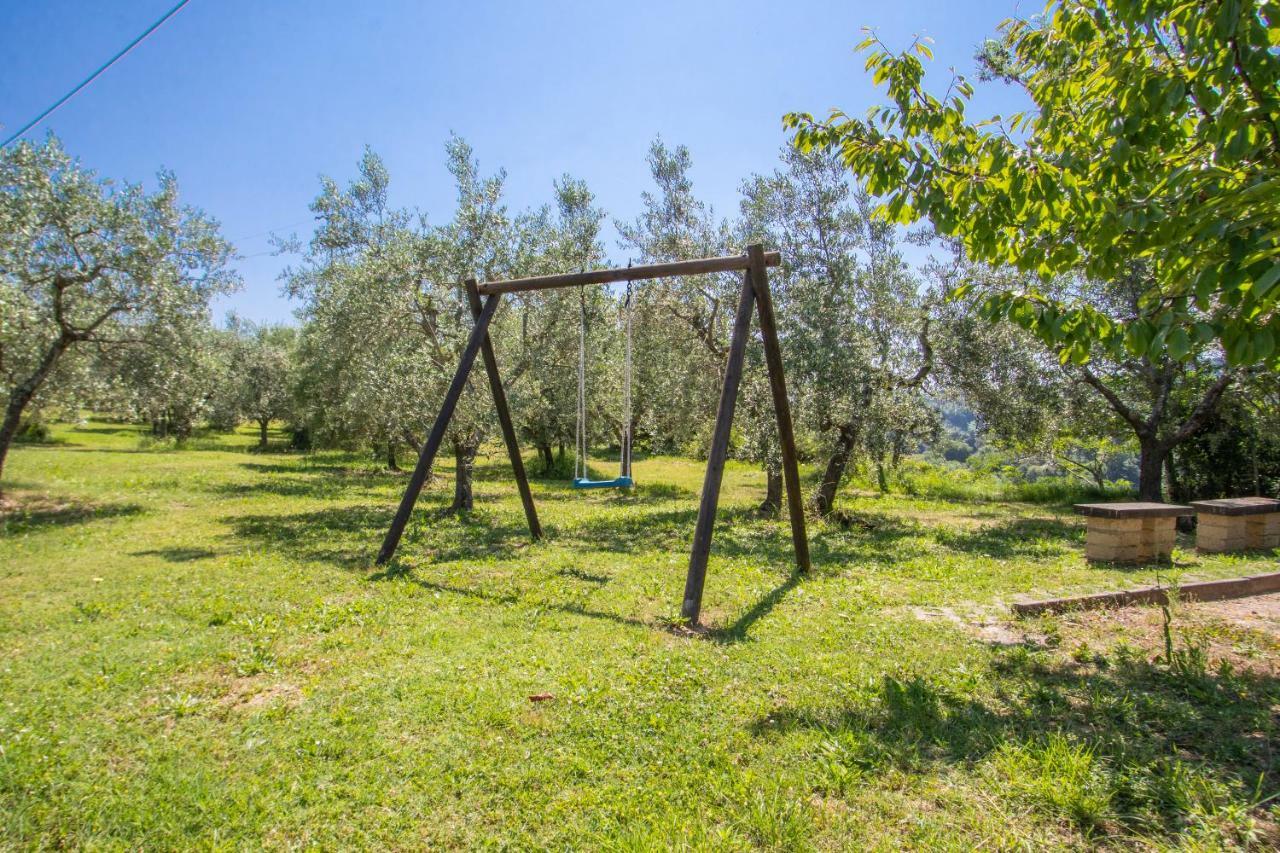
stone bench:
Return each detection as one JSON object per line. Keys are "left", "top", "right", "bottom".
{"left": 1191, "top": 497, "right": 1280, "bottom": 553}
{"left": 1074, "top": 502, "right": 1192, "bottom": 563}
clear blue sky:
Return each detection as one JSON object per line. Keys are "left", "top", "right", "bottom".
{"left": 1, "top": 0, "right": 1032, "bottom": 324}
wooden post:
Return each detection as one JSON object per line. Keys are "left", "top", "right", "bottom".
{"left": 376, "top": 292, "right": 501, "bottom": 565}
{"left": 748, "top": 244, "right": 811, "bottom": 573}
{"left": 682, "top": 272, "right": 756, "bottom": 624}
{"left": 465, "top": 279, "right": 542, "bottom": 540}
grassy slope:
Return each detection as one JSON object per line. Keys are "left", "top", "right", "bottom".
{"left": 1, "top": 420, "right": 1276, "bottom": 849}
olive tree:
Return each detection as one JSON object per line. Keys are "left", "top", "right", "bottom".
{"left": 507, "top": 178, "right": 613, "bottom": 474}
{"left": 288, "top": 141, "right": 606, "bottom": 506}
{"left": 287, "top": 141, "right": 512, "bottom": 506}
{"left": 741, "top": 146, "right": 934, "bottom": 515}
{"left": 617, "top": 139, "right": 737, "bottom": 454}
{"left": 225, "top": 318, "right": 296, "bottom": 448}
{"left": 0, "top": 136, "right": 237, "bottom": 493}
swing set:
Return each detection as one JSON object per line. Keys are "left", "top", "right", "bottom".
{"left": 375, "top": 244, "right": 810, "bottom": 625}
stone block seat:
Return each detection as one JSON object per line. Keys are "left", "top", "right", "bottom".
{"left": 1190, "top": 497, "right": 1280, "bottom": 553}
{"left": 1073, "top": 502, "right": 1193, "bottom": 563}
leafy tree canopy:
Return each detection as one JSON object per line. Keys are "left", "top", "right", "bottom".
{"left": 786, "top": 0, "right": 1280, "bottom": 369}
{"left": 0, "top": 135, "right": 237, "bottom": 489}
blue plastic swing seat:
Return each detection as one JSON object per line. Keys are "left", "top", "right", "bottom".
{"left": 572, "top": 475, "right": 634, "bottom": 490}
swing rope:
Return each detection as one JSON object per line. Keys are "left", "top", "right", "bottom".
{"left": 575, "top": 287, "right": 588, "bottom": 481}
{"left": 572, "top": 267, "right": 634, "bottom": 488}
{"left": 621, "top": 277, "right": 633, "bottom": 477}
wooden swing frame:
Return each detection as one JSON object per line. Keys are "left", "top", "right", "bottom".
{"left": 375, "top": 244, "right": 810, "bottom": 625}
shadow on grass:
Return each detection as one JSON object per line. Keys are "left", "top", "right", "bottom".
{"left": 707, "top": 570, "right": 805, "bottom": 644}
{"left": 222, "top": 472, "right": 1055, "bottom": 642}
{"left": 1, "top": 495, "right": 144, "bottom": 536}
{"left": 210, "top": 477, "right": 388, "bottom": 501}
{"left": 223, "top": 501, "right": 541, "bottom": 568}
{"left": 752, "top": 653, "right": 1280, "bottom": 843}
{"left": 561, "top": 505, "right": 819, "bottom": 560}
{"left": 934, "top": 517, "right": 1082, "bottom": 559}
{"left": 224, "top": 495, "right": 802, "bottom": 636}
{"left": 241, "top": 443, "right": 297, "bottom": 456}
{"left": 67, "top": 424, "right": 138, "bottom": 436}
{"left": 557, "top": 567, "right": 611, "bottom": 585}
{"left": 371, "top": 573, "right": 652, "bottom": 632}
{"left": 239, "top": 460, "right": 388, "bottom": 478}
{"left": 132, "top": 547, "right": 218, "bottom": 563}
{"left": 225, "top": 503, "right": 393, "bottom": 568}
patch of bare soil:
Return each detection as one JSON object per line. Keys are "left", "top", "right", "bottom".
{"left": 912, "top": 594, "right": 1280, "bottom": 675}
{"left": 222, "top": 676, "right": 303, "bottom": 711}
{"left": 0, "top": 491, "right": 66, "bottom": 515}
{"left": 0, "top": 488, "right": 142, "bottom": 531}
{"left": 1047, "top": 592, "right": 1280, "bottom": 674}
{"left": 909, "top": 605, "right": 1047, "bottom": 646}
{"left": 1194, "top": 592, "right": 1280, "bottom": 635}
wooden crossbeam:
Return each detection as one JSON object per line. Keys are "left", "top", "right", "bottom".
{"left": 475, "top": 251, "right": 781, "bottom": 295}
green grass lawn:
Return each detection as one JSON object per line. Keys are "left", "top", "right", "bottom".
{"left": 2, "top": 419, "right": 1277, "bottom": 849}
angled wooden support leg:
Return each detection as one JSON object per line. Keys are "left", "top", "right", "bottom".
{"left": 748, "top": 244, "right": 810, "bottom": 573}
{"left": 465, "top": 279, "right": 542, "bottom": 540}
{"left": 376, "top": 292, "right": 501, "bottom": 565}
{"left": 682, "top": 271, "right": 756, "bottom": 625}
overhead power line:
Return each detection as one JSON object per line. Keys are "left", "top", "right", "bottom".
{"left": 1, "top": 0, "right": 194, "bottom": 149}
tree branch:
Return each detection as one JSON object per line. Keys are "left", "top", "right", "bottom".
{"left": 1077, "top": 366, "right": 1148, "bottom": 435}
{"left": 1166, "top": 370, "right": 1235, "bottom": 446}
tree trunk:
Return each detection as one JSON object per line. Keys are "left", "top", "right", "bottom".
{"left": 1164, "top": 452, "right": 1185, "bottom": 503}
{"left": 451, "top": 440, "right": 478, "bottom": 511}
{"left": 875, "top": 460, "right": 890, "bottom": 493}
{"left": 386, "top": 440, "right": 400, "bottom": 472}
{"left": 1137, "top": 437, "right": 1167, "bottom": 502}
{"left": 0, "top": 337, "right": 73, "bottom": 496}
{"left": 258, "top": 418, "right": 269, "bottom": 449}
{"left": 0, "top": 398, "right": 29, "bottom": 498}
{"left": 758, "top": 464, "right": 782, "bottom": 516}
{"left": 813, "top": 423, "right": 857, "bottom": 517}
{"left": 536, "top": 442, "right": 554, "bottom": 472}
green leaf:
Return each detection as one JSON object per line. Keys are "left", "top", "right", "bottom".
{"left": 1253, "top": 263, "right": 1280, "bottom": 299}
{"left": 1125, "top": 321, "right": 1153, "bottom": 356}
